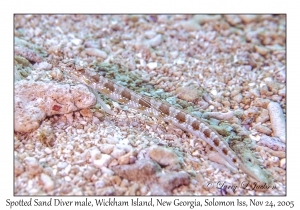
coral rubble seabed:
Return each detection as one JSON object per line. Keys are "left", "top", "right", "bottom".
{"left": 14, "top": 14, "right": 286, "bottom": 195}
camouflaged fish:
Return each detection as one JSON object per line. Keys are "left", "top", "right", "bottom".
{"left": 61, "top": 65, "right": 271, "bottom": 184}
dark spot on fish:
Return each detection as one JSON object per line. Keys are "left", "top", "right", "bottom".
{"left": 104, "top": 82, "right": 115, "bottom": 92}
{"left": 175, "top": 112, "right": 186, "bottom": 123}
{"left": 139, "top": 98, "right": 151, "bottom": 108}
{"left": 159, "top": 103, "right": 170, "bottom": 115}
{"left": 121, "top": 89, "right": 131, "bottom": 100}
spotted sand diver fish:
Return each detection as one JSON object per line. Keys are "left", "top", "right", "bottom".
{"left": 61, "top": 66, "right": 271, "bottom": 184}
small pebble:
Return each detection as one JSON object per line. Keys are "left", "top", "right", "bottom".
{"left": 193, "top": 14, "right": 221, "bottom": 24}
{"left": 90, "top": 148, "right": 101, "bottom": 161}
{"left": 44, "top": 147, "right": 52, "bottom": 154}
{"left": 93, "top": 154, "right": 113, "bottom": 168}
{"left": 105, "top": 136, "right": 119, "bottom": 144}
{"left": 40, "top": 173, "right": 55, "bottom": 192}
{"left": 239, "top": 15, "right": 258, "bottom": 24}
{"left": 92, "top": 116, "right": 100, "bottom": 124}
{"left": 95, "top": 186, "right": 115, "bottom": 195}
{"left": 145, "top": 30, "right": 156, "bottom": 39}
{"left": 271, "top": 95, "right": 282, "bottom": 102}
{"left": 57, "top": 162, "right": 68, "bottom": 169}
{"left": 94, "top": 112, "right": 104, "bottom": 121}
{"left": 256, "top": 109, "right": 270, "bottom": 123}
{"left": 65, "top": 176, "right": 71, "bottom": 182}
{"left": 85, "top": 48, "right": 107, "bottom": 59}
{"left": 111, "top": 148, "right": 126, "bottom": 159}
{"left": 255, "top": 45, "right": 268, "bottom": 56}
{"left": 15, "top": 159, "right": 24, "bottom": 176}
{"left": 176, "top": 86, "right": 199, "bottom": 102}
{"left": 71, "top": 38, "right": 83, "bottom": 45}
{"left": 127, "top": 183, "right": 140, "bottom": 195}
{"left": 95, "top": 179, "right": 107, "bottom": 188}
{"left": 34, "top": 27, "right": 43, "bottom": 36}
{"left": 249, "top": 88, "right": 260, "bottom": 98}
{"left": 118, "top": 150, "right": 137, "bottom": 165}
{"left": 253, "top": 98, "right": 271, "bottom": 108}
{"left": 99, "top": 144, "right": 115, "bottom": 154}
{"left": 147, "top": 34, "right": 162, "bottom": 47}
{"left": 232, "top": 93, "right": 243, "bottom": 103}
{"left": 147, "top": 62, "right": 158, "bottom": 70}
{"left": 24, "top": 157, "right": 42, "bottom": 176}
{"left": 278, "top": 88, "right": 286, "bottom": 97}
{"left": 280, "top": 158, "right": 286, "bottom": 169}
{"left": 83, "top": 166, "right": 98, "bottom": 180}
{"left": 225, "top": 15, "right": 242, "bottom": 26}
{"left": 80, "top": 108, "right": 93, "bottom": 118}
{"left": 101, "top": 167, "right": 114, "bottom": 175}
{"left": 180, "top": 20, "right": 201, "bottom": 31}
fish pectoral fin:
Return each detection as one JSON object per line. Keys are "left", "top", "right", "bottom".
{"left": 89, "top": 87, "right": 116, "bottom": 116}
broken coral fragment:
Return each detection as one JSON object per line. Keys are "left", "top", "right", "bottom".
{"left": 202, "top": 110, "right": 235, "bottom": 120}
{"left": 267, "top": 102, "right": 286, "bottom": 143}
{"left": 85, "top": 48, "right": 108, "bottom": 59}
{"left": 14, "top": 80, "right": 96, "bottom": 132}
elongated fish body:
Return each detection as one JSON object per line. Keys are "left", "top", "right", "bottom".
{"left": 62, "top": 67, "right": 271, "bottom": 184}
